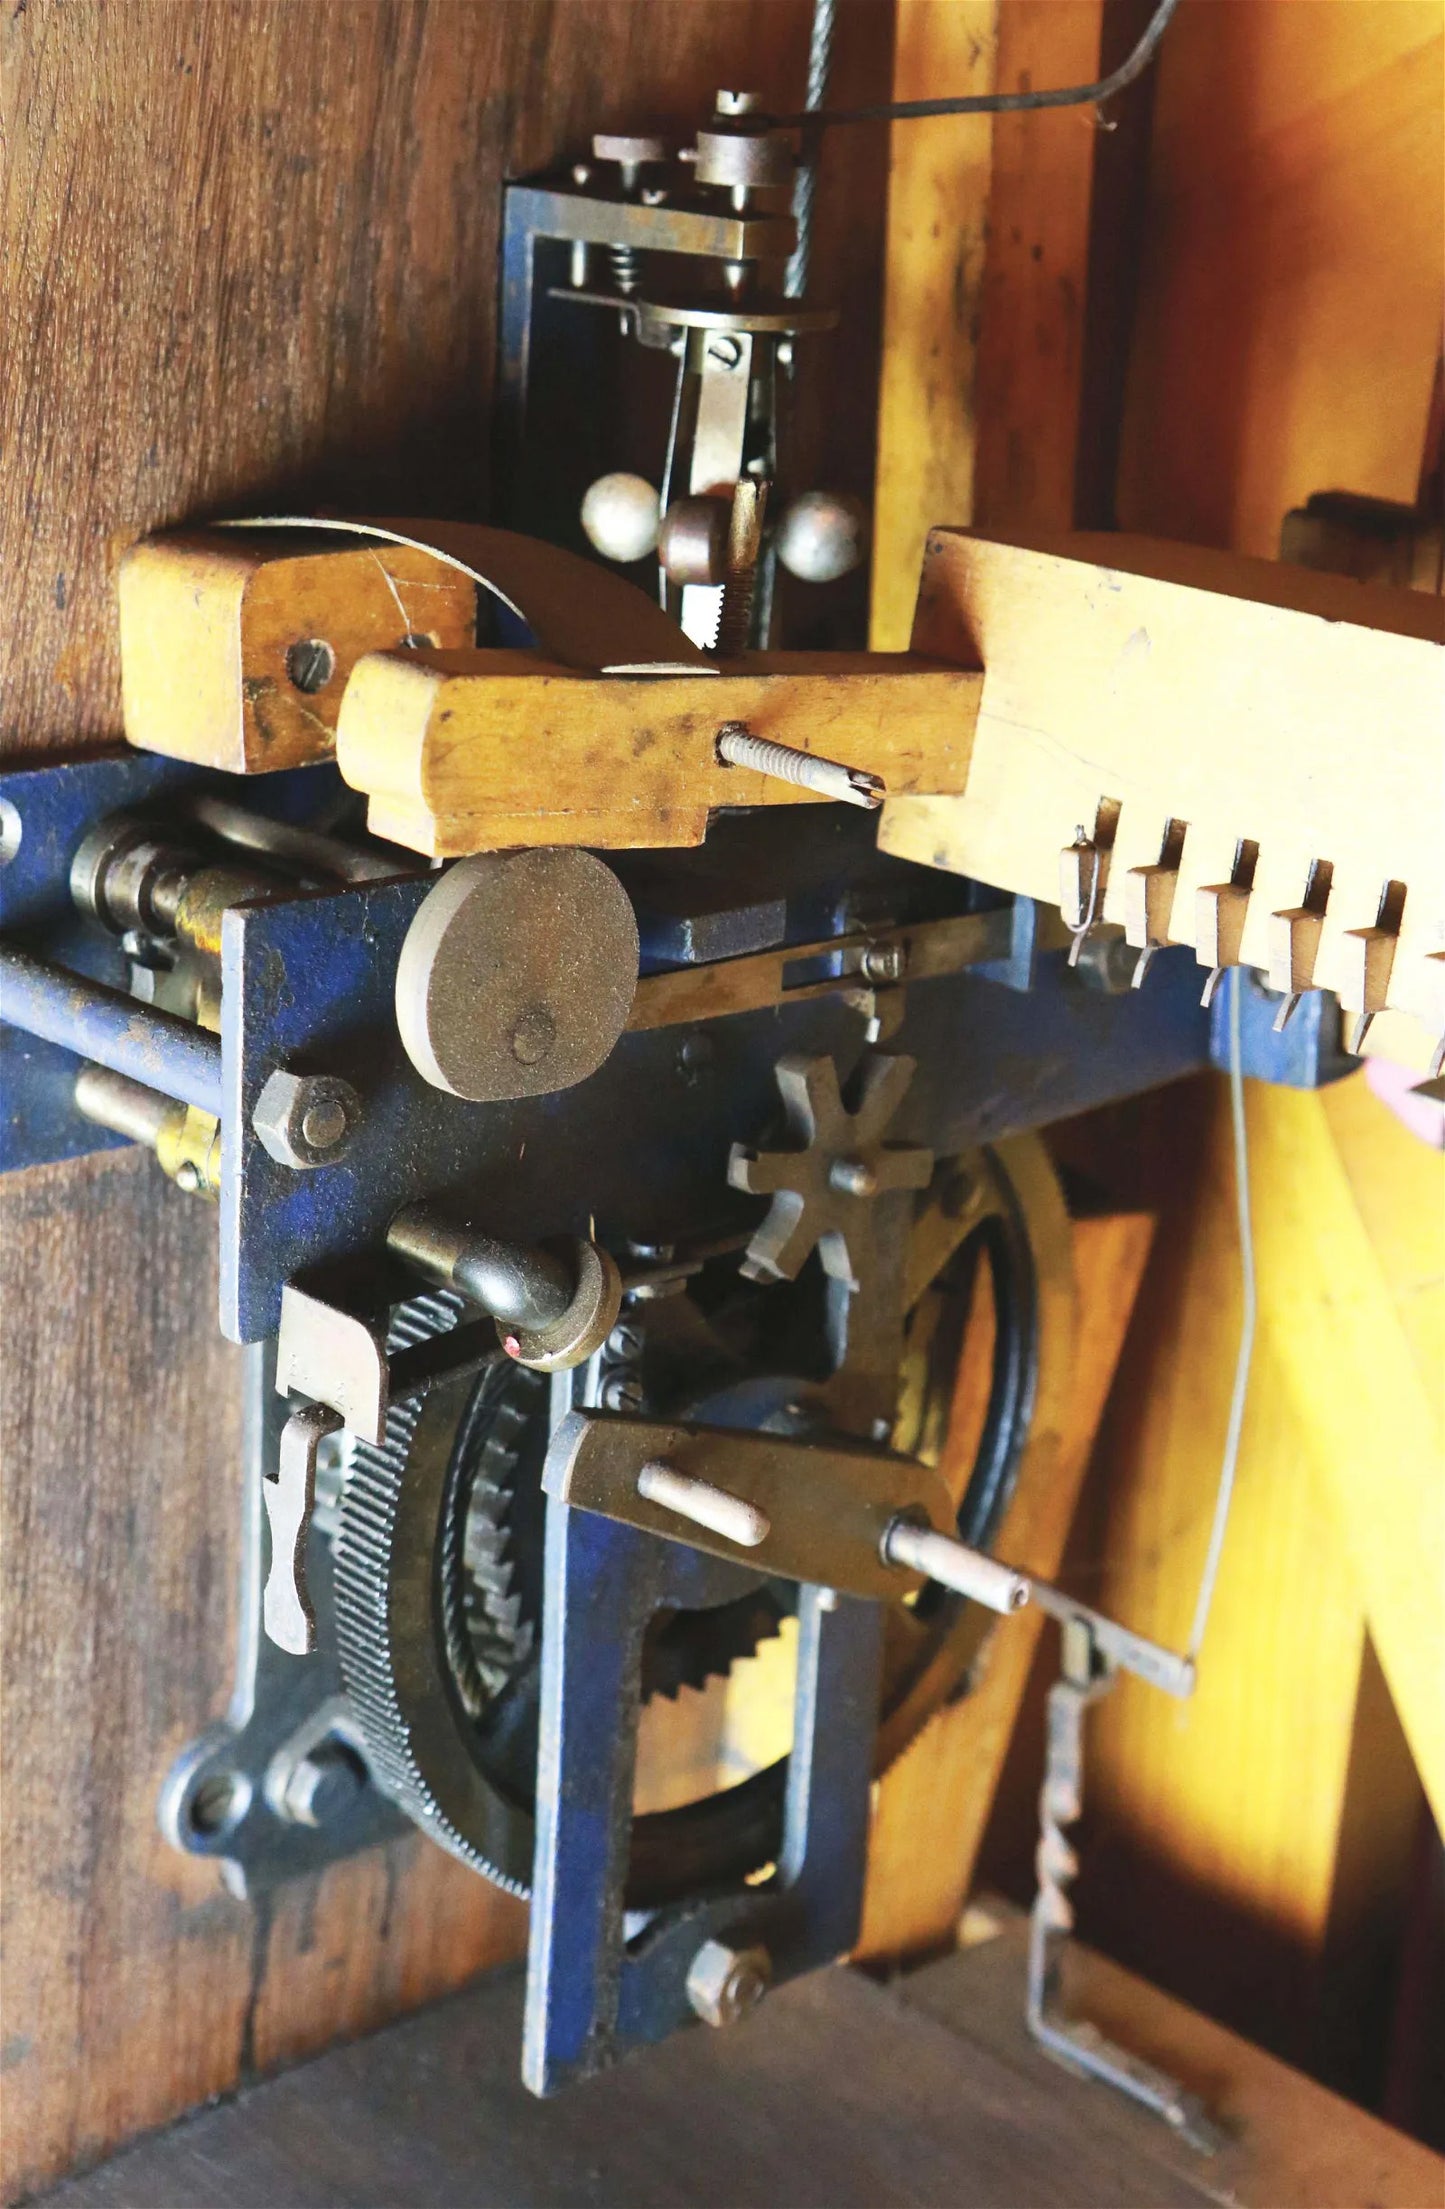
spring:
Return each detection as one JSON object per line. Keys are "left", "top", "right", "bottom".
{"left": 610, "top": 242, "right": 640, "bottom": 296}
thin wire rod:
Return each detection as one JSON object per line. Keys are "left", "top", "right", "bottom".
{"left": 785, "top": 0, "right": 836, "bottom": 298}
{"left": 764, "top": 0, "right": 1181, "bottom": 128}
{"left": 1185, "top": 964, "right": 1257, "bottom": 1662}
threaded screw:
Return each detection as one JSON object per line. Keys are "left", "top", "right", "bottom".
{"left": 715, "top": 722, "right": 883, "bottom": 811}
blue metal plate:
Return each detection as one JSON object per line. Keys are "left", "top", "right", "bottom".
{"left": 0, "top": 753, "right": 357, "bottom": 1174}
{"left": 0, "top": 752, "right": 209, "bottom": 1171}
{"left": 219, "top": 878, "right": 869, "bottom": 1342}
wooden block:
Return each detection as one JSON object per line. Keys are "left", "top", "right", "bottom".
{"left": 336, "top": 647, "right": 980, "bottom": 857}
{"left": 119, "top": 529, "right": 477, "bottom": 773}
{"left": 880, "top": 529, "right": 1445, "bottom": 1050}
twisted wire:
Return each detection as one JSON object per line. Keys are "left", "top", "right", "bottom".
{"left": 784, "top": 0, "right": 836, "bottom": 299}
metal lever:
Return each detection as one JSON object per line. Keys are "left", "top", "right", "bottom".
{"left": 262, "top": 1403, "right": 343, "bottom": 1656}
{"left": 1025, "top": 1596, "right": 1222, "bottom": 2154}
{"left": 546, "top": 1411, "right": 1032, "bottom": 1616}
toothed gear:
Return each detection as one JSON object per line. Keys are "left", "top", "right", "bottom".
{"left": 642, "top": 1594, "right": 786, "bottom": 1701}
{"left": 335, "top": 1293, "right": 536, "bottom": 1894}
{"left": 455, "top": 1366, "right": 548, "bottom": 1711}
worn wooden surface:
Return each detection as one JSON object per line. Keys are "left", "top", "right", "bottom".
{"left": 43, "top": 1912, "right": 1443, "bottom": 2209}
{"left": 340, "top": 649, "right": 978, "bottom": 854}
{"left": 880, "top": 528, "right": 1445, "bottom": 1056}
{"left": 0, "top": 3, "right": 896, "bottom": 2198}
{"left": 0, "top": 0, "right": 891, "bottom": 756}
{"left": 869, "top": 0, "right": 998, "bottom": 651}
{"left": 1116, "top": 0, "right": 1444, "bottom": 558}
{"left": 871, "top": 0, "right": 1160, "bottom": 648}
{"left": 118, "top": 532, "right": 477, "bottom": 772}
{"left": 1041, "top": 0, "right": 1445, "bottom": 2109}
{"left": 869, "top": 0, "right": 1445, "bottom": 2130}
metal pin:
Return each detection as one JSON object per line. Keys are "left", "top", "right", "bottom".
{"left": 882, "top": 1518, "right": 1030, "bottom": 1616}
{"left": 637, "top": 1459, "right": 771, "bottom": 1548}
{"left": 716, "top": 722, "right": 883, "bottom": 810}
{"left": 1129, "top": 942, "right": 1161, "bottom": 990}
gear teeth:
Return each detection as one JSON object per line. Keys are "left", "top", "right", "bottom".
{"left": 459, "top": 1368, "right": 545, "bottom": 1702}
{"left": 334, "top": 1292, "right": 530, "bottom": 1897}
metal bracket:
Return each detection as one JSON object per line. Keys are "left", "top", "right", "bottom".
{"left": 524, "top": 1494, "right": 882, "bottom": 2094}
{"left": 1025, "top": 1598, "right": 1223, "bottom": 2155}
{"left": 158, "top": 1342, "right": 404, "bottom": 1895}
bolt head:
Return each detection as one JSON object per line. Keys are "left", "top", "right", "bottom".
{"left": 1073, "top": 927, "right": 1140, "bottom": 995}
{"left": 280, "top": 1741, "right": 366, "bottom": 1828}
{"left": 860, "top": 940, "right": 906, "bottom": 986}
{"left": 510, "top": 1003, "right": 558, "bottom": 1066}
{"left": 253, "top": 1070, "right": 362, "bottom": 1169}
{"left": 686, "top": 1938, "right": 771, "bottom": 2027}
{"left": 828, "top": 1155, "right": 879, "bottom": 1200}
{"left": 601, "top": 1370, "right": 645, "bottom": 1414}
{"left": 300, "top": 1097, "right": 348, "bottom": 1150}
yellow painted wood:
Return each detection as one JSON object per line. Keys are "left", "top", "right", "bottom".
{"left": 1320, "top": 1073, "right": 1445, "bottom": 1423}
{"left": 1082, "top": 1084, "right": 1378, "bottom": 1953}
{"left": 1247, "top": 1082, "right": 1444, "bottom": 1831}
{"left": 858, "top": 1209, "right": 1155, "bottom": 1964}
{"left": 1118, "top": 1, "right": 1444, "bottom": 558}
{"left": 870, "top": 0, "right": 997, "bottom": 651}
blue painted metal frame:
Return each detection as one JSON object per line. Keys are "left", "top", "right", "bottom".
{"left": 219, "top": 881, "right": 867, "bottom": 1341}
{"left": 1207, "top": 964, "right": 1355, "bottom": 1088}
{"left": 0, "top": 753, "right": 204, "bottom": 1169}
{"left": 524, "top": 1497, "right": 882, "bottom": 2094}
{"left": 0, "top": 751, "right": 344, "bottom": 1172}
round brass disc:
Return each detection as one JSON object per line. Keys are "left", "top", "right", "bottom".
{"left": 395, "top": 848, "right": 639, "bottom": 1102}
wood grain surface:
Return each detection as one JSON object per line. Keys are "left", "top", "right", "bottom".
{"left": 0, "top": 3, "right": 894, "bottom": 2196}
{"left": 43, "top": 1917, "right": 1443, "bottom": 2208}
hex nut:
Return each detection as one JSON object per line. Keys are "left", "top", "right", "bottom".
{"left": 253, "top": 1069, "right": 363, "bottom": 1169}
{"left": 686, "top": 1939, "right": 772, "bottom": 2028}
{"left": 279, "top": 1740, "right": 367, "bottom": 1828}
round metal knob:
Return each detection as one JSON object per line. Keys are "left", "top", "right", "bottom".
{"left": 581, "top": 472, "right": 661, "bottom": 564}
{"left": 775, "top": 491, "right": 868, "bottom": 584}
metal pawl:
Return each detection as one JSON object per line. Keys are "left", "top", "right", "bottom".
{"left": 263, "top": 1402, "right": 343, "bottom": 1656}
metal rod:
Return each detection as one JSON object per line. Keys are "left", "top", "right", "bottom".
{"left": 882, "top": 1518, "right": 1030, "bottom": 1616}
{"left": 0, "top": 945, "right": 223, "bottom": 1115}
{"left": 637, "top": 1460, "right": 772, "bottom": 1549}
{"left": 74, "top": 1064, "right": 184, "bottom": 1149}
{"left": 715, "top": 722, "right": 884, "bottom": 809}
{"left": 180, "top": 794, "right": 418, "bottom": 885}
{"left": 387, "top": 1203, "right": 573, "bottom": 1328}
{"left": 1026, "top": 1577, "right": 1194, "bottom": 1700}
